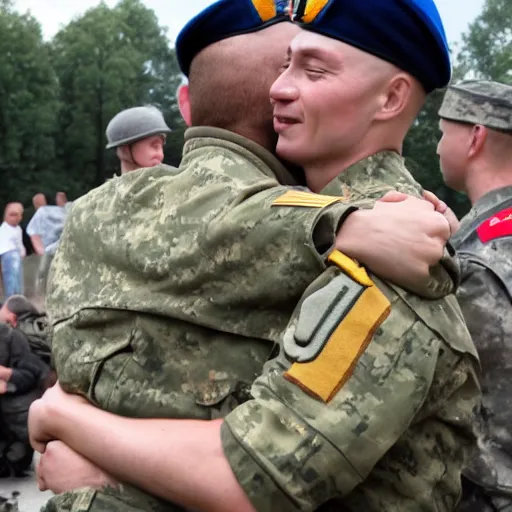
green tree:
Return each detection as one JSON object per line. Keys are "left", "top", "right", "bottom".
{"left": 0, "top": 5, "right": 60, "bottom": 207}
{"left": 51, "top": 0, "right": 183, "bottom": 191}
{"left": 457, "top": 0, "right": 511, "bottom": 83}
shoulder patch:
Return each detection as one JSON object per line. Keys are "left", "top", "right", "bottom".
{"left": 477, "top": 207, "right": 512, "bottom": 243}
{"left": 284, "top": 252, "right": 390, "bottom": 402}
{"left": 272, "top": 190, "right": 343, "bottom": 208}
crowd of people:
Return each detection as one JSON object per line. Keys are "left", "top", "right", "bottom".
{"left": 0, "top": 0, "right": 511, "bottom": 511}
{"left": 0, "top": 192, "right": 70, "bottom": 301}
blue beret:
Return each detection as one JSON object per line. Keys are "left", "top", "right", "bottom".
{"left": 176, "top": 0, "right": 291, "bottom": 77}
{"left": 291, "top": 0, "right": 451, "bottom": 93}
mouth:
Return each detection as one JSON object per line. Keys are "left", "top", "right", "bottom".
{"left": 273, "top": 115, "right": 300, "bottom": 133}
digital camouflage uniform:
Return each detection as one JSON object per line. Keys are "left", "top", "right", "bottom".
{"left": 439, "top": 81, "right": 512, "bottom": 512}
{"left": 44, "top": 128, "right": 478, "bottom": 511}
{"left": 43, "top": 127, "right": 354, "bottom": 511}
{"left": 222, "top": 151, "right": 481, "bottom": 512}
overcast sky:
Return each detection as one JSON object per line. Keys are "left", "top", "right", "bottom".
{"left": 15, "top": 0, "right": 484, "bottom": 47}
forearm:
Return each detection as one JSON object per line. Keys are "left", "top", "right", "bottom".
{"left": 30, "top": 235, "right": 45, "bottom": 255}
{"left": 50, "top": 404, "right": 255, "bottom": 512}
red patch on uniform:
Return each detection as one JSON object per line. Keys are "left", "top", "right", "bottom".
{"left": 477, "top": 207, "right": 512, "bottom": 243}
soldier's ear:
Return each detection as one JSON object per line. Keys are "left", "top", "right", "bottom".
{"left": 178, "top": 84, "right": 192, "bottom": 126}
{"left": 468, "top": 125, "right": 487, "bottom": 159}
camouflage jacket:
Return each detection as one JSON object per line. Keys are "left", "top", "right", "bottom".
{"left": 451, "top": 186, "right": 512, "bottom": 499}
{"left": 222, "top": 151, "right": 481, "bottom": 512}
{"left": 46, "top": 127, "right": 356, "bottom": 510}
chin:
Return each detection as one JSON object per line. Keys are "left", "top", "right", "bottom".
{"left": 276, "top": 140, "right": 305, "bottom": 166}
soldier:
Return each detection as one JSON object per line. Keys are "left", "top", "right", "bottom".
{"left": 437, "top": 80, "right": 512, "bottom": 512}
{"left": 29, "top": 0, "right": 477, "bottom": 511}
{"left": 0, "top": 296, "right": 50, "bottom": 477}
{"left": 106, "top": 105, "right": 171, "bottom": 174}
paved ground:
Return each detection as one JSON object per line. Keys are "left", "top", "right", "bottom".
{"left": 0, "top": 456, "right": 53, "bottom": 511}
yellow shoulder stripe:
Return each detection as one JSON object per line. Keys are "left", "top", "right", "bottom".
{"left": 285, "top": 283, "right": 390, "bottom": 402}
{"left": 328, "top": 250, "right": 373, "bottom": 287}
{"left": 272, "top": 190, "right": 343, "bottom": 208}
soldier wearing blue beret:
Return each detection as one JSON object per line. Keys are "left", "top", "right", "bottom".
{"left": 29, "top": 1, "right": 480, "bottom": 512}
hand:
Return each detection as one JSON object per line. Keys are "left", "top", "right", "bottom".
{"left": 37, "top": 441, "right": 118, "bottom": 494}
{"left": 0, "top": 365, "right": 12, "bottom": 381}
{"left": 336, "top": 192, "right": 450, "bottom": 291}
{"left": 0, "top": 379, "right": 7, "bottom": 394}
{"left": 422, "top": 190, "right": 460, "bottom": 235}
{"left": 29, "top": 382, "right": 87, "bottom": 453}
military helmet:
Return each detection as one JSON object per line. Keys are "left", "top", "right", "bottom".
{"left": 105, "top": 106, "right": 171, "bottom": 149}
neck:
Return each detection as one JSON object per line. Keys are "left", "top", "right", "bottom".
{"left": 465, "top": 161, "right": 512, "bottom": 205}
{"left": 230, "top": 122, "right": 277, "bottom": 154}
{"left": 120, "top": 161, "right": 139, "bottom": 174}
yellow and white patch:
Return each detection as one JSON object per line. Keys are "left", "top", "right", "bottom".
{"left": 272, "top": 189, "right": 343, "bottom": 208}
{"left": 284, "top": 250, "right": 391, "bottom": 402}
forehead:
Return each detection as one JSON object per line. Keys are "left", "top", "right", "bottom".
{"left": 289, "top": 30, "right": 345, "bottom": 57}
{"left": 137, "top": 135, "right": 165, "bottom": 146}
{"left": 6, "top": 204, "right": 22, "bottom": 214}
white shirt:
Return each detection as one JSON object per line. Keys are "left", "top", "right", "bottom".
{"left": 0, "top": 222, "right": 25, "bottom": 257}
{"left": 26, "top": 205, "right": 70, "bottom": 254}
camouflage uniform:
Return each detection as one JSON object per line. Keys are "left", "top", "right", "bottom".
{"left": 43, "top": 127, "right": 354, "bottom": 511}
{"left": 222, "top": 151, "right": 481, "bottom": 512}
{"left": 439, "top": 81, "right": 512, "bottom": 512}
{"left": 44, "top": 130, "right": 479, "bottom": 511}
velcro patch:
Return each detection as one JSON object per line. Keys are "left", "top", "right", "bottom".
{"left": 477, "top": 207, "right": 512, "bottom": 243}
{"left": 272, "top": 190, "right": 343, "bottom": 208}
{"left": 284, "top": 253, "right": 391, "bottom": 402}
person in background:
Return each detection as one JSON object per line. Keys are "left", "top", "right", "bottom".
{"left": 105, "top": 105, "right": 171, "bottom": 174}
{"left": 437, "top": 80, "right": 512, "bottom": 512}
{"left": 0, "top": 203, "right": 26, "bottom": 299}
{"left": 55, "top": 192, "right": 68, "bottom": 208}
{"left": 0, "top": 295, "right": 50, "bottom": 478}
{"left": 32, "top": 194, "right": 47, "bottom": 212}
{"left": 26, "top": 197, "right": 70, "bottom": 297}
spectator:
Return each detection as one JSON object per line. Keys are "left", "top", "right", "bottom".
{"left": 0, "top": 203, "right": 26, "bottom": 299}
{"left": 32, "top": 193, "right": 47, "bottom": 211}
{"left": 0, "top": 296, "right": 50, "bottom": 477}
{"left": 55, "top": 192, "right": 68, "bottom": 207}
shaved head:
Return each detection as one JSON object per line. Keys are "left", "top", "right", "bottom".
{"left": 188, "top": 22, "right": 299, "bottom": 150}
{"left": 33, "top": 193, "right": 47, "bottom": 210}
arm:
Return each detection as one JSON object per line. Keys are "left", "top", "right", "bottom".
{"left": 30, "top": 387, "right": 254, "bottom": 512}
{"left": 30, "top": 235, "right": 45, "bottom": 256}
{"left": 16, "top": 226, "right": 26, "bottom": 258}
{"left": 6, "top": 330, "right": 43, "bottom": 394}
{"left": 336, "top": 193, "right": 451, "bottom": 293}
{"left": 27, "top": 210, "right": 45, "bottom": 255}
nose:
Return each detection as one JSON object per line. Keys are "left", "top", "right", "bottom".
{"left": 270, "top": 70, "right": 299, "bottom": 106}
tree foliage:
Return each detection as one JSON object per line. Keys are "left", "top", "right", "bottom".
{"left": 0, "top": 0, "right": 510, "bottom": 219}
{"left": 0, "top": 5, "right": 59, "bottom": 207}
{"left": 51, "top": 0, "right": 183, "bottom": 192}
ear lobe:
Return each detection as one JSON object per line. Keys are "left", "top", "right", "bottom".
{"left": 469, "top": 125, "right": 487, "bottom": 158}
{"left": 178, "top": 84, "right": 192, "bottom": 126}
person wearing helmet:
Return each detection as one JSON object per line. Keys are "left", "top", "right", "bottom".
{"left": 105, "top": 106, "right": 172, "bottom": 174}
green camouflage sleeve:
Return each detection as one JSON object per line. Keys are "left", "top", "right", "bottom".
{"left": 455, "top": 244, "right": 512, "bottom": 493}
{"left": 222, "top": 265, "right": 480, "bottom": 511}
